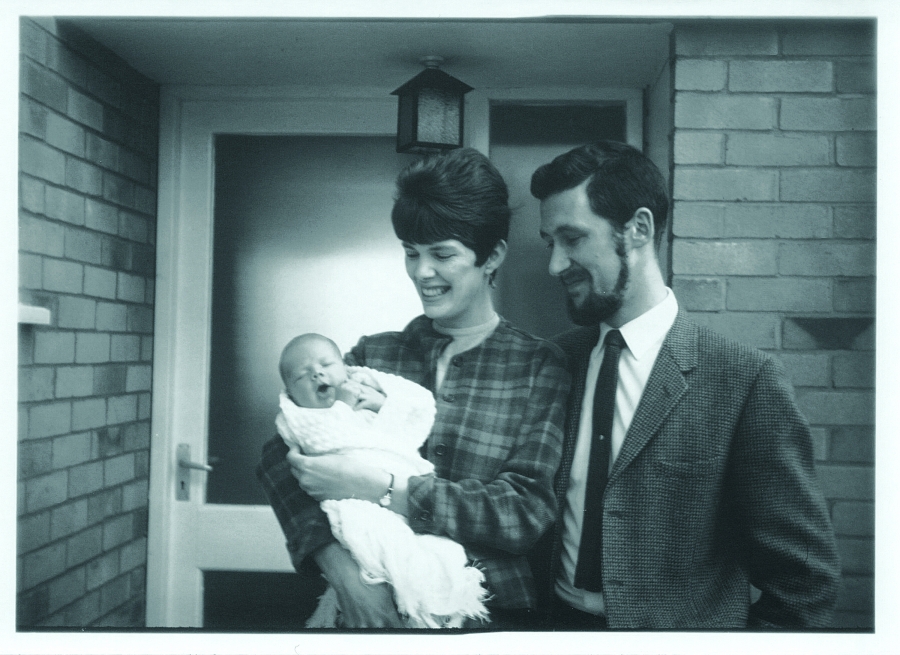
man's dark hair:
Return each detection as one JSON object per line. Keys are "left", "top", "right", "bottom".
{"left": 530, "top": 140, "right": 669, "bottom": 246}
{"left": 392, "top": 147, "right": 511, "bottom": 266}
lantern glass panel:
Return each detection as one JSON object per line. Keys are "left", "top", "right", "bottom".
{"left": 417, "top": 87, "right": 460, "bottom": 146}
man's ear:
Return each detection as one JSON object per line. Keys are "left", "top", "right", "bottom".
{"left": 485, "top": 239, "right": 508, "bottom": 274}
{"left": 626, "top": 208, "right": 655, "bottom": 249}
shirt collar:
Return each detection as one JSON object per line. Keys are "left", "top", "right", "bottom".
{"left": 599, "top": 288, "right": 679, "bottom": 360}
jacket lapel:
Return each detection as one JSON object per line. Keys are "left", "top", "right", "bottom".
{"left": 608, "top": 312, "right": 698, "bottom": 483}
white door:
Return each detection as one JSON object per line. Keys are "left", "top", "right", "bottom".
{"left": 145, "top": 87, "right": 642, "bottom": 628}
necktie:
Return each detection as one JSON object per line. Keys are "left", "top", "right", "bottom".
{"left": 574, "top": 328, "right": 625, "bottom": 592}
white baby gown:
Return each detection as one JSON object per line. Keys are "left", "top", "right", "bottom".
{"left": 275, "top": 367, "right": 489, "bottom": 628}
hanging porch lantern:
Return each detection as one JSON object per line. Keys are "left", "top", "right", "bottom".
{"left": 391, "top": 56, "right": 474, "bottom": 154}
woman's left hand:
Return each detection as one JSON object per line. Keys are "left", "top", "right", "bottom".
{"left": 286, "top": 446, "right": 389, "bottom": 503}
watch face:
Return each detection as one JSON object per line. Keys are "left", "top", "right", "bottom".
{"left": 379, "top": 494, "right": 391, "bottom": 507}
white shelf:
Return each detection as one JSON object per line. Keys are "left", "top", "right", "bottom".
{"left": 18, "top": 304, "right": 51, "bottom": 325}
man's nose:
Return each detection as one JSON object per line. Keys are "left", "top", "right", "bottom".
{"left": 548, "top": 245, "right": 570, "bottom": 276}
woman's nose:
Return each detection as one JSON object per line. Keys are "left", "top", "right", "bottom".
{"left": 412, "top": 257, "right": 435, "bottom": 280}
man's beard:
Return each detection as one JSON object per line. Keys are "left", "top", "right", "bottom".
{"left": 565, "top": 250, "right": 629, "bottom": 327}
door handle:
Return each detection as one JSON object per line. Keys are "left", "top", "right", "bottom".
{"left": 176, "top": 444, "right": 213, "bottom": 501}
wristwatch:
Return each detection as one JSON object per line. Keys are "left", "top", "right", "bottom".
{"left": 378, "top": 472, "right": 395, "bottom": 508}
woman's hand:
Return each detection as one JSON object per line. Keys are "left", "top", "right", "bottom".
{"left": 313, "top": 542, "right": 403, "bottom": 628}
{"left": 287, "top": 446, "right": 391, "bottom": 503}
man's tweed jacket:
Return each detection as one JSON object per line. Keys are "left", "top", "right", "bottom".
{"left": 531, "top": 311, "right": 840, "bottom": 629}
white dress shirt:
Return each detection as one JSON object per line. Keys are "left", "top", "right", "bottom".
{"left": 556, "top": 289, "right": 679, "bottom": 615}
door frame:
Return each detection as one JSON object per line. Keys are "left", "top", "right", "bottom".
{"left": 145, "top": 84, "right": 642, "bottom": 627}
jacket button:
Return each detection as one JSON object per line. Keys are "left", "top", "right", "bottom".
{"left": 443, "top": 394, "right": 455, "bottom": 403}
{"left": 452, "top": 356, "right": 463, "bottom": 367}
{"left": 420, "top": 511, "right": 431, "bottom": 521}
{"left": 434, "top": 444, "right": 447, "bottom": 456}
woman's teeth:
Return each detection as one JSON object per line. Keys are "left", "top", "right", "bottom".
{"left": 421, "top": 287, "right": 448, "bottom": 298}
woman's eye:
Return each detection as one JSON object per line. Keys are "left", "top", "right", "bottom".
{"left": 434, "top": 253, "right": 452, "bottom": 261}
{"left": 404, "top": 250, "right": 418, "bottom": 259}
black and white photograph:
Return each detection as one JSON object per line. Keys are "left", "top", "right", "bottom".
{"left": 5, "top": 1, "right": 895, "bottom": 653}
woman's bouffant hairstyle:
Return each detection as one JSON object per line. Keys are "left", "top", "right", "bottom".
{"left": 391, "top": 148, "right": 511, "bottom": 266}
{"left": 530, "top": 140, "right": 669, "bottom": 246}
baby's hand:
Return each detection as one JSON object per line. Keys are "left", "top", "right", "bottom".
{"left": 354, "top": 384, "right": 386, "bottom": 412}
{"left": 346, "top": 367, "right": 384, "bottom": 394}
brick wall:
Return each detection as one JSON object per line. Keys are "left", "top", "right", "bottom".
{"left": 17, "top": 18, "right": 159, "bottom": 628}
{"left": 671, "top": 20, "right": 875, "bottom": 629}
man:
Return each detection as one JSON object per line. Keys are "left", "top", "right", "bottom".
{"left": 528, "top": 140, "right": 840, "bottom": 629}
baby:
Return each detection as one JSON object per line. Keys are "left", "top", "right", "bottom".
{"left": 275, "top": 333, "right": 488, "bottom": 629}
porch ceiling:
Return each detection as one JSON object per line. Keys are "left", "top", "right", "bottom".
{"left": 63, "top": 18, "right": 673, "bottom": 90}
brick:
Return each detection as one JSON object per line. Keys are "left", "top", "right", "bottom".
{"left": 93, "top": 365, "right": 127, "bottom": 396}
{"left": 676, "top": 241, "right": 777, "bottom": 276}
{"left": 726, "top": 133, "right": 830, "bottom": 167}
{"left": 85, "top": 199, "right": 119, "bottom": 234}
{"left": 47, "top": 36, "right": 88, "bottom": 87}
{"left": 103, "top": 237, "right": 131, "bottom": 269}
{"left": 48, "top": 567, "right": 87, "bottom": 615}
{"left": 97, "top": 426, "right": 124, "bottom": 459}
{"left": 121, "top": 480, "right": 149, "bottom": 513}
{"left": 123, "top": 365, "right": 151, "bottom": 393}
{"left": 119, "top": 211, "right": 149, "bottom": 243}
{"left": 20, "top": 96, "right": 48, "bottom": 139}
{"left": 818, "top": 464, "right": 873, "bottom": 501}
{"left": 87, "top": 487, "right": 123, "bottom": 523}
{"left": 837, "top": 537, "right": 874, "bottom": 574}
{"left": 120, "top": 150, "right": 152, "bottom": 185}
{"left": 778, "top": 242, "right": 875, "bottom": 277}
{"left": 834, "top": 206, "right": 875, "bottom": 240}
{"left": 34, "top": 331, "right": 75, "bottom": 364}
{"left": 97, "top": 302, "right": 128, "bottom": 332}
{"left": 836, "top": 133, "right": 876, "bottom": 168}
{"left": 833, "top": 352, "right": 875, "bottom": 389}
{"left": 675, "top": 60, "right": 726, "bottom": 91}
{"left": 57, "top": 296, "right": 97, "bottom": 330}
{"left": 20, "top": 176, "right": 45, "bottom": 214}
{"left": 830, "top": 427, "right": 874, "bottom": 463}
{"left": 18, "top": 511, "right": 51, "bottom": 554}
{"left": 76, "top": 332, "right": 111, "bottom": 364}
{"left": 730, "top": 60, "right": 832, "bottom": 92}
{"left": 99, "top": 574, "right": 131, "bottom": 615}
{"left": 64, "top": 228, "right": 104, "bottom": 264}
{"left": 727, "top": 278, "right": 831, "bottom": 312}
{"left": 107, "top": 395, "right": 138, "bottom": 426}
{"left": 782, "top": 23, "right": 875, "bottom": 56}
{"left": 25, "top": 470, "right": 69, "bottom": 512}
{"left": 20, "top": 253, "right": 44, "bottom": 290}
{"left": 63, "top": 590, "right": 101, "bottom": 626}
{"left": 46, "top": 112, "right": 86, "bottom": 157}
{"left": 67, "top": 88, "right": 104, "bottom": 131}
{"left": 834, "top": 279, "right": 875, "bottom": 314}
{"left": 20, "top": 137, "right": 66, "bottom": 185}
{"left": 780, "top": 98, "right": 875, "bottom": 132}
{"left": 116, "top": 272, "right": 146, "bottom": 303}
{"left": 780, "top": 169, "right": 875, "bottom": 203}
{"left": 21, "top": 59, "right": 67, "bottom": 112}
{"left": 103, "top": 173, "right": 134, "bottom": 208}
{"left": 20, "top": 19, "right": 49, "bottom": 63}
{"left": 675, "top": 93, "right": 776, "bottom": 130}
{"left": 19, "top": 366, "right": 55, "bottom": 402}
{"left": 46, "top": 186, "right": 86, "bottom": 226}
{"left": 28, "top": 401, "right": 72, "bottom": 439}
{"left": 111, "top": 335, "right": 141, "bottom": 362}
{"left": 52, "top": 431, "right": 93, "bottom": 468}
{"left": 832, "top": 501, "right": 873, "bottom": 537}
{"left": 127, "top": 306, "right": 154, "bottom": 334}
{"left": 72, "top": 398, "right": 107, "bottom": 431}
{"left": 672, "top": 277, "right": 725, "bottom": 311}
{"left": 138, "top": 394, "right": 152, "bottom": 420}
{"left": 132, "top": 243, "right": 156, "bottom": 276}
{"left": 675, "top": 24, "right": 778, "bottom": 56}
{"left": 810, "top": 427, "right": 827, "bottom": 462}
{"left": 86, "top": 551, "right": 120, "bottom": 591}
{"left": 122, "top": 423, "right": 150, "bottom": 452}
{"left": 66, "top": 158, "right": 103, "bottom": 196}
{"left": 134, "top": 186, "right": 157, "bottom": 215}
{"left": 50, "top": 498, "right": 89, "bottom": 540}
{"left": 685, "top": 311, "right": 779, "bottom": 349}
{"left": 798, "top": 391, "right": 874, "bottom": 426}
{"left": 835, "top": 59, "right": 875, "bottom": 94}
{"left": 103, "top": 515, "right": 135, "bottom": 551}
{"left": 68, "top": 460, "right": 104, "bottom": 497}
{"left": 134, "top": 452, "right": 150, "bottom": 480}
{"left": 84, "top": 266, "right": 118, "bottom": 300}
{"left": 20, "top": 215, "right": 65, "bottom": 256}
{"left": 725, "top": 203, "right": 831, "bottom": 239}
{"left": 19, "top": 440, "right": 53, "bottom": 478}
{"left": 141, "top": 337, "right": 153, "bottom": 361}
{"left": 673, "top": 132, "right": 724, "bottom": 165}
{"left": 55, "top": 366, "right": 93, "bottom": 399}
{"left": 85, "top": 133, "right": 119, "bottom": 171}
{"left": 775, "top": 353, "right": 830, "bottom": 388}
{"left": 834, "top": 575, "right": 873, "bottom": 613}
{"left": 675, "top": 168, "right": 778, "bottom": 202}
{"left": 67, "top": 526, "right": 103, "bottom": 569}
{"left": 850, "top": 323, "right": 874, "bottom": 351}
{"left": 17, "top": 585, "right": 50, "bottom": 627}
{"left": 22, "top": 541, "right": 67, "bottom": 588}
{"left": 43, "top": 259, "right": 83, "bottom": 294}
{"left": 119, "top": 537, "right": 147, "bottom": 571}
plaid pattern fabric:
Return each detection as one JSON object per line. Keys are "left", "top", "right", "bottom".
{"left": 257, "top": 315, "right": 569, "bottom": 610}
{"left": 531, "top": 311, "right": 840, "bottom": 628}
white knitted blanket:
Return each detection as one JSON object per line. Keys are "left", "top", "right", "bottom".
{"left": 276, "top": 367, "right": 489, "bottom": 628}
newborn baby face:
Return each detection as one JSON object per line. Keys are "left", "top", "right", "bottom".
{"left": 283, "top": 338, "right": 349, "bottom": 408}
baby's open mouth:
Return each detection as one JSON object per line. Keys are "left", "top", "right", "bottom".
{"left": 317, "top": 383, "right": 330, "bottom": 394}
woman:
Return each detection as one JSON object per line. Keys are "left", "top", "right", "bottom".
{"left": 257, "top": 147, "right": 569, "bottom": 629}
